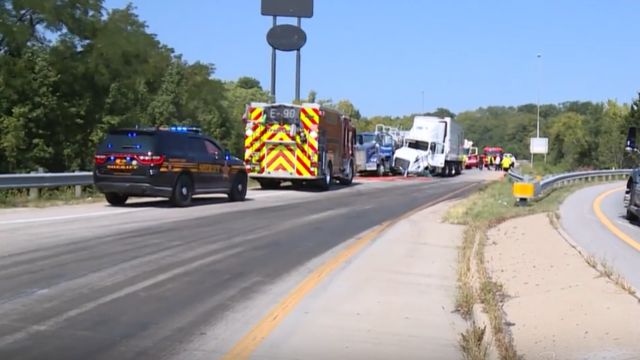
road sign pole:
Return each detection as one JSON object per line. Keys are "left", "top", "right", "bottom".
{"left": 270, "top": 16, "right": 277, "bottom": 102}
{"left": 295, "top": 17, "right": 301, "bottom": 102}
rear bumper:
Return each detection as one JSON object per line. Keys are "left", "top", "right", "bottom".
{"left": 95, "top": 181, "right": 173, "bottom": 197}
{"left": 249, "top": 173, "right": 321, "bottom": 181}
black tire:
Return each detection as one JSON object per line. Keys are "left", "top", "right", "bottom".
{"left": 105, "top": 193, "right": 128, "bottom": 206}
{"left": 339, "top": 159, "right": 354, "bottom": 185}
{"left": 170, "top": 174, "right": 193, "bottom": 207}
{"left": 258, "top": 179, "right": 280, "bottom": 190}
{"left": 318, "top": 161, "right": 333, "bottom": 191}
{"left": 376, "top": 162, "right": 384, "bottom": 177}
{"left": 228, "top": 172, "right": 248, "bottom": 202}
{"left": 626, "top": 209, "right": 638, "bottom": 221}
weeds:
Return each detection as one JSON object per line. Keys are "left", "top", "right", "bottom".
{"left": 0, "top": 186, "right": 102, "bottom": 208}
{"left": 459, "top": 324, "right": 489, "bottom": 360}
{"left": 447, "top": 176, "right": 596, "bottom": 360}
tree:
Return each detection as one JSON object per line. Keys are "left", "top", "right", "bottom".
{"left": 236, "top": 76, "right": 261, "bottom": 90}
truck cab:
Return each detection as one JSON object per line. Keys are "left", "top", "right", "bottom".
{"left": 354, "top": 125, "right": 396, "bottom": 176}
{"left": 392, "top": 116, "right": 464, "bottom": 177}
{"left": 624, "top": 127, "right": 640, "bottom": 221}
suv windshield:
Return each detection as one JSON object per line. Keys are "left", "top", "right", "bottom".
{"left": 407, "top": 140, "right": 430, "bottom": 151}
{"left": 98, "top": 131, "right": 156, "bottom": 152}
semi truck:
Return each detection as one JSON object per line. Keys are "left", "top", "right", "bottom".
{"left": 243, "top": 102, "right": 356, "bottom": 190}
{"left": 623, "top": 127, "right": 640, "bottom": 221}
{"left": 354, "top": 124, "right": 397, "bottom": 176}
{"left": 392, "top": 115, "right": 465, "bottom": 176}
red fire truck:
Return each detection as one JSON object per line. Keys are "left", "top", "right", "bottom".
{"left": 243, "top": 102, "right": 356, "bottom": 190}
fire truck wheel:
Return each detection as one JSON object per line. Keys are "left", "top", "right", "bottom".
{"left": 258, "top": 179, "right": 280, "bottom": 190}
{"left": 318, "top": 161, "right": 333, "bottom": 191}
{"left": 339, "top": 159, "right": 354, "bottom": 185}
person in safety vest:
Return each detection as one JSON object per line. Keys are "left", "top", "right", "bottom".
{"left": 501, "top": 156, "right": 511, "bottom": 172}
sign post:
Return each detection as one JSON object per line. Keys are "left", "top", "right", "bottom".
{"left": 261, "top": 0, "right": 314, "bottom": 103}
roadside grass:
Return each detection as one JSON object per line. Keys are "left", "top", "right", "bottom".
{"left": 0, "top": 178, "right": 262, "bottom": 209}
{"left": 0, "top": 186, "right": 103, "bottom": 208}
{"left": 445, "top": 177, "right": 596, "bottom": 360}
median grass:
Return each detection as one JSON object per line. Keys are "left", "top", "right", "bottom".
{"left": 445, "top": 177, "right": 592, "bottom": 360}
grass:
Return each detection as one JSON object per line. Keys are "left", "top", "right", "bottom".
{"left": 0, "top": 186, "right": 103, "bottom": 208}
{"left": 445, "top": 176, "right": 601, "bottom": 360}
{"left": 459, "top": 323, "right": 490, "bottom": 360}
{"left": 0, "top": 178, "right": 263, "bottom": 208}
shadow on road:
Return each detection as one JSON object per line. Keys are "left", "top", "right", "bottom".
{"left": 106, "top": 196, "right": 255, "bottom": 209}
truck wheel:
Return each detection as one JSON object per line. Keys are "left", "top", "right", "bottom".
{"left": 105, "top": 193, "right": 128, "bottom": 206}
{"left": 318, "top": 161, "right": 333, "bottom": 191}
{"left": 170, "top": 174, "right": 193, "bottom": 207}
{"left": 258, "top": 179, "right": 280, "bottom": 189}
{"left": 376, "top": 163, "right": 384, "bottom": 177}
{"left": 228, "top": 172, "right": 248, "bottom": 202}
{"left": 626, "top": 209, "right": 638, "bottom": 221}
{"left": 339, "top": 159, "right": 354, "bottom": 185}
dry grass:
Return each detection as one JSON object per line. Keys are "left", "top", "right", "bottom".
{"left": 446, "top": 176, "right": 597, "bottom": 360}
{"left": 459, "top": 323, "right": 490, "bottom": 360}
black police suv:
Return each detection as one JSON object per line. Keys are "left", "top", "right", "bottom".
{"left": 93, "top": 126, "right": 248, "bottom": 207}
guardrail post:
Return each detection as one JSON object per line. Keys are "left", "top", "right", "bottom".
{"left": 29, "top": 168, "right": 43, "bottom": 200}
{"left": 74, "top": 170, "right": 82, "bottom": 198}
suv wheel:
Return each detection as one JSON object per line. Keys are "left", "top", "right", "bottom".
{"left": 171, "top": 174, "right": 193, "bottom": 207}
{"left": 228, "top": 173, "right": 248, "bottom": 202}
{"left": 105, "top": 193, "right": 128, "bottom": 206}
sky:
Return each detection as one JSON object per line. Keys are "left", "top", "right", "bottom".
{"left": 104, "top": 0, "right": 640, "bottom": 118}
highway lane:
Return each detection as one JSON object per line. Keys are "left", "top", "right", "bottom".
{"left": 0, "top": 171, "right": 493, "bottom": 360}
{"left": 559, "top": 181, "right": 640, "bottom": 291}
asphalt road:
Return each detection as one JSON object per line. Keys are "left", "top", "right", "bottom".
{"left": 559, "top": 181, "right": 640, "bottom": 291}
{"left": 0, "top": 171, "right": 492, "bottom": 360}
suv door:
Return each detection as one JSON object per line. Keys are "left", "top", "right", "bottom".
{"left": 203, "top": 139, "right": 229, "bottom": 190}
{"left": 186, "top": 137, "right": 220, "bottom": 192}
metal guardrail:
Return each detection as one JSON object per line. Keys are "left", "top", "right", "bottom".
{"left": 0, "top": 172, "right": 93, "bottom": 190}
{"left": 509, "top": 168, "right": 632, "bottom": 205}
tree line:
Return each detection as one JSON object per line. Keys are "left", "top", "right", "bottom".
{"left": 1, "top": 1, "right": 639, "bottom": 174}
{"left": 0, "top": 1, "right": 270, "bottom": 173}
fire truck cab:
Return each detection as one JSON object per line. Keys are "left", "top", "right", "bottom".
{"left": 243, "top": 102, "right": 356, "bottom": 190}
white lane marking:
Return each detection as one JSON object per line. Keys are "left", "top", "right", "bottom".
{"left": 0, "top": 246, "right": 244, "bottom": 347}
{"left": 0, "top": 209, "right": 144, "bottom": 225}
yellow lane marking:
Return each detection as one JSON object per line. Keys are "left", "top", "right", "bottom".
{"left": 593, "top": 187, "right": 640, "bottom": 252}
{"left": 220, "top": 182, "right": 480, "bottom": 360}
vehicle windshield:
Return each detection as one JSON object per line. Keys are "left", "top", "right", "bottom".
{"left": 98, "top": 131, "right": 156, "bottom": 152}
{"left": 407, "top": 140, "right": 430, "bottom": 151}
{"left": 357, "top": 134, "right": 376, "bottom": 145}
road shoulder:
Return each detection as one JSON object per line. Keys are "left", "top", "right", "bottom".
{"left": 250, "top": 200, "right": 466, "bottom": 360}
{"left": 486, "top": 213, "right": 640, "bottom": 359}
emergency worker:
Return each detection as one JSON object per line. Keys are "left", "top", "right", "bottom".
{"left": 501, "top": 156, "right": 511, "bottom": 171}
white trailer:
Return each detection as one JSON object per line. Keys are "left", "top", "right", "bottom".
{"left": 392, "top": 116, "right": 465, "bottom": 176}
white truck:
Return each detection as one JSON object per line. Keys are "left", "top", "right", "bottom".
{"left": 392, "top": 115, "right": 465, "bottom": 176}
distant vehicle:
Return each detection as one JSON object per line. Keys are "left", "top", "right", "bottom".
{"left": 243, "top": 102, "right": 356, "bottom": 190}
{"left": 392, "top": 115, "right": 465, "bottom": 176}
{"left": 623, "top": 127, "right": 640, "bottom": 221}
{"left": 354, "top": 125, "right": 396, "bottom": 176}
{"left": 481, "top": 146, "right": 504, "bottom": 170}
{"left": 93, "top": 125, "right": 248, "bottom": 207}
{"left": 463, "top": 139, "right": 480, "bottom": 169}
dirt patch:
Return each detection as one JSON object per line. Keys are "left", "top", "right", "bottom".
{"left": 485, "top": 213, "right": 640, "bottom": 359}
